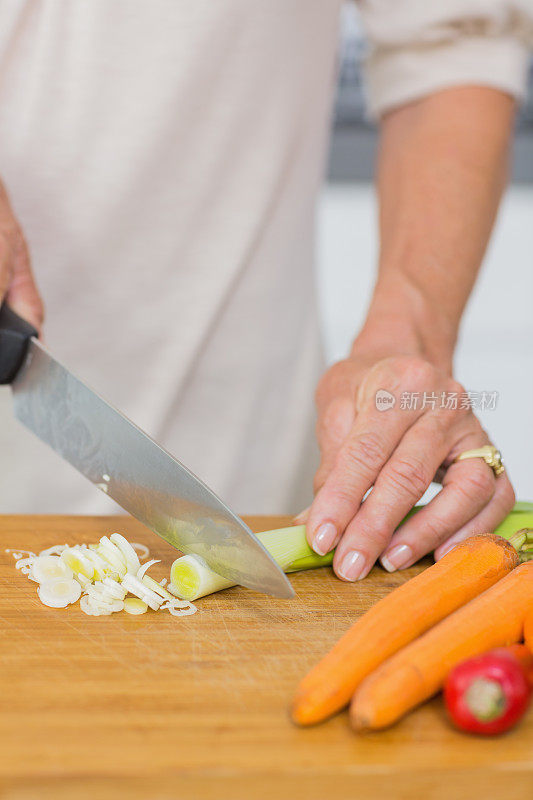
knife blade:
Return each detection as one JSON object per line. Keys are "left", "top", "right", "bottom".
{"left": 0, "top": 305, "right": 293, "bottom": 598}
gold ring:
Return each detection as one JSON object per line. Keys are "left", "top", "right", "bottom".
{"left": 454, "top": 445, "right": 505, "bottom": 477}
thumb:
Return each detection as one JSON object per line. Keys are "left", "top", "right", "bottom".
{"left": 4, "top": 230, "right": 44, "bottom": 332}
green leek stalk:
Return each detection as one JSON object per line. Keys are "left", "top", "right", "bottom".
{"left": 169, "top": 502, "right": 533, "bottom": 601}
{"left": 170, "top": 525, "right": 332, "bottom": 600}
{"left": 492, "top": 502, "right": 533, "bottom": 538}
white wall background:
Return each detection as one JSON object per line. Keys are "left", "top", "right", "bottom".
{"left": 316, "top": 183, "right": 533, "bottom": 500}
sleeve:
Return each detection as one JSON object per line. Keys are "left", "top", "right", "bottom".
{"left": 356, "top": 0, "right": 533, "bottom": 119}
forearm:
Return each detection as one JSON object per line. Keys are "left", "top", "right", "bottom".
{"left": 355, "top": 87, "right": 516, "bottom": 372}
{"left": 307, "top": 87, "right": 517, "bottom": 576}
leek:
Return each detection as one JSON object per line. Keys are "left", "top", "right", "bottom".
{"left": 493, "top": 503, "right": 533, "bottom": 540}
{"left": 6, "top": 533, "right": 198, "bottom": 619}
{"left": 170, "top": 525, "right": 332, "bottom": 600}
{"left": 170, "top": 502, "right": 533, "bottom": 601}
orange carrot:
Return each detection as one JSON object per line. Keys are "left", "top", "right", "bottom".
{"left": 524, "top": 607, "right": 533, "bottom": 656}
{"left": 350, "top": 562, "right": 533, "bottom": 732}
{"left": 503, "top": 643, "right": 533, "bottom": 685}
{"left": 291, "top": 534, "right": 518, "bottom": 726}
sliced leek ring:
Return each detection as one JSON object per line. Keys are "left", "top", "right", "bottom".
{"left": 31, "top": 555, "right": 74, "bottom": 584}
{"left": 102, "top": 577, "right": 127, "bottom": 600}
{"left": 15, "top": 557, "right": 36, "bottom": 576}
{"left": 61, "top": 548, "right": 94, "bottom": 580}
{"left": 136, "top": 559, "right": 161, "bottom": 581}
{"left": 161, "top": 599, "right": 197, "bottom": 617}
{"left": 97, "top": 536, "right": 128, "bottom": 574}
{"left": 80, "top": 594, "right": 112, "bottom": 616}
{"left": 38, "top": 544, "right": 68, "bottom": 557}
{"left": 80, "top": 594, "right": 101, "bottom": 616}
{"left": 83, "top": 548, "right": 113, "bottom": 581}
{"left": 38, "top": 579, "right": 81, "bottom": 608}
{"left": 110, "top": 533, "right": 140, "bottom": 573}
{"left": 76, "top": 573, "right": 92, "bottom": 590}
{"left": 121, "top": 574, "right": 162, "bottom": 610}
{"left": 124, "top": 597, "right": 148, "bottom": 615}
{"left": 131, "top": 543, "right": 150, "bottom": 560}
{"left": 141, "top": 574, "right": 174, "bottom": 601}
{"left": 90, "top": 597, "right": 124, "bottom": 614}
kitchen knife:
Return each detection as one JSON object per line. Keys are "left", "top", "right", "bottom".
{"left": 0, "top": 303, "right": 294, "bottom": 598}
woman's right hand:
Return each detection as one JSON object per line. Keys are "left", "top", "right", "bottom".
{"left": 0, "top": 181, "right": 43, "bottom": 329}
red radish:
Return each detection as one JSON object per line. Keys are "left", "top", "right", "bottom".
{"left": 444, "top": 645, "right": 532, "bottom": 736}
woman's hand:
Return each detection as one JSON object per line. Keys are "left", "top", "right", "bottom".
{"left": 300, "top": 353, "right": 515, "bottom": 581}
{"left": 0, "top": 181, "right": 43, "bottom": 329}
{"left": 297, "top": 87, "right": 517, "bottom": 580}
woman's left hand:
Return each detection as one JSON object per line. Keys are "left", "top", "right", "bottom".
{"left": 297, "top": 353, "right": 515, "bottom": 581}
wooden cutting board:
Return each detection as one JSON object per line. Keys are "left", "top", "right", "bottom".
{"left": 0, "top": 515, "right": 531, "bottom": 800}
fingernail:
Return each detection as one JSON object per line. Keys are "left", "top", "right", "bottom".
{"left": 312, "top": 522, "right": 337, "bottom": 556}
{"left": 293, "top": 506, "right": 311, "bottom": 525}
{"left": 338, "top": 550, "right": 366, "bottom": 581}
{"left": 380, "top": 544, "right": 413, "bottom": 573}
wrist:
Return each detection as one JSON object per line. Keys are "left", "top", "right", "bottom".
{"left": 351, "top": 272, "right": 457, "bottom": 373}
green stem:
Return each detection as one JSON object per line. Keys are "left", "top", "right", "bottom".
{"left": 507, "top": 529, "right": 528, "bottom": 552}
{"left": 286, "top": 552, "right": 333, "bottom": 572}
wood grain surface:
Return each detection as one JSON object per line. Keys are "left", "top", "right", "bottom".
{"left": 0, "top": 515, "right": 532, "bottom": 800}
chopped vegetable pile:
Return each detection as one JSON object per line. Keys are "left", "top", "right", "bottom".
{"left": 6, "top": 534, "right": 197, "bottom": 618}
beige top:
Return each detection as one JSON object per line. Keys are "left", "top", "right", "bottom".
{"left": 0, "top": 1, "right": 530, "bottom": 515}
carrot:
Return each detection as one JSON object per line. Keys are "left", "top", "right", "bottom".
{"left": 524, "top": 607, "right": 533, "bottom": 656}
{"left": 291, "top": 534, "right": 519, "bottom": 726}
{"left": 350, "top": 562, "right": 533, "bottom": 732}
{"left": 503, "top": 643, "right": 533, "bottom": 685}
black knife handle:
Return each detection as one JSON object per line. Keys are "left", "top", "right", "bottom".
{"left": 0, "top": 303, "right": 38, "bottom": 384}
